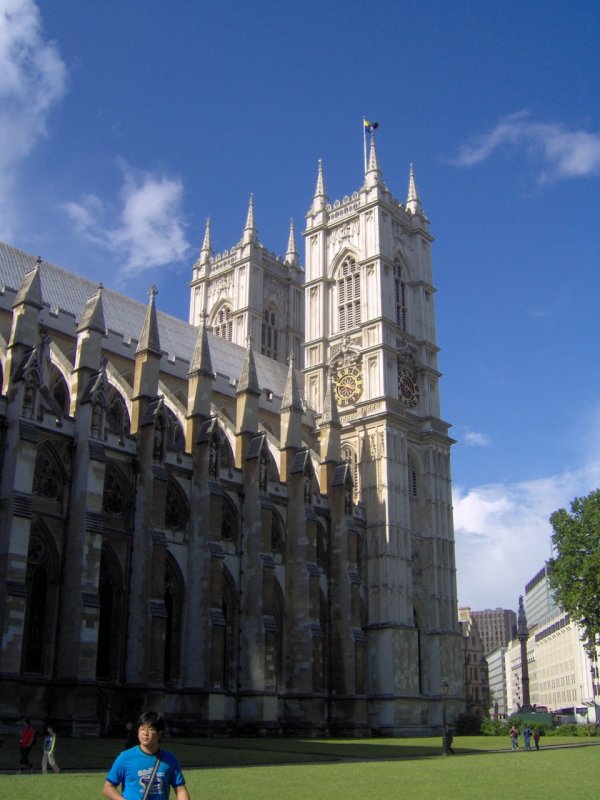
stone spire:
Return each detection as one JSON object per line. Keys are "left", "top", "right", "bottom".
{"left": 242, "top": 194, "right": 258, "bottom": 244}
{"left": 281, "top": 353, "right": 303, "bottom": 413}
{"left": 235, "top": 335, "right": 261, "bottom": 463}
{"left": 13, "top": 256, "right": 43, "bottom": 310}
{"left": 73, "top": 285, "right": 107, "bottom": 406}
{"left": 189, "top": 312, "right": 213, "bottom": 378}
{"left": 237, "top": 335, "right": 260, "bottom": 396}
{"left": 131, "top": 285, "right": 162, "bottom": 434}
{"left": 406, "top": 163, "right": 424, "bottom": 215}
{"left": 319, "top": 369, "right": 342, "bottom": 490}
{"left": 280, "top": 354, "right": 303, "bottom": 474}
{"left": 186, "top": 312, "right": 214, "bottom": 439}
{"left": 8, "top": 256, "right": 43, "bottom": 354}
{"left": 365, "top": 133, "right": 383, "bottom": 188}
{"left": 199, "top": 218, "right": 212, "bottom": 266}
{"left": 285, "top": 219, "right": 300, "bottom": 268}
{"left": 311, "top": 159, "right": 327, "bottom": 212}
{"left": 136, "top": 285, "right": 161, "bottom": 356}
{"left": 321, "top": 369, "right": 341, "bottom": 427}
{"left": 77, "top": 284, "right": 106, "bottom": 335}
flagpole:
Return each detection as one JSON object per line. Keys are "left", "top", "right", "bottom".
{"left": 363, "top": 117, "right": 367, "bottom": 174}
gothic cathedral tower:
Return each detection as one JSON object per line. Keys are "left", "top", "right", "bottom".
{"left": 188, "top": 197, "right": 305, "bottom": 367}
{"left": 304, "top": 135, "right": 463, "bottom": 731}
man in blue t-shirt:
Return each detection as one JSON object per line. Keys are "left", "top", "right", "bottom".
{"left": 103, "top": 711, "right": 190, "bottom": 800}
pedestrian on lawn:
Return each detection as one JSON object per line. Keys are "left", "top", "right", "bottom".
{"left": 41, "top": 724, "right": 60, "bottom": 774}
{"left": 103, "top": 710, "right": 190, "bottom": 800}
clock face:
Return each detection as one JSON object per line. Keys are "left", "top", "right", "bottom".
{"left": 398, "top": 369, "right": 419, "bottom": 407}
{"left": 334, "top": 365, "right": 364, "bottom": 406}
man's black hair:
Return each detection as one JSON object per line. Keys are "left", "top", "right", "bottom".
{"left": 136, "top": 711, "right": 165, "bottom": 732}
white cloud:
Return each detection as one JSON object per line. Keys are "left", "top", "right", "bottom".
{"left": 0, "top": 0, "right": 67, "bottom": 238}
{"left": 463, "top": 430, "right": 491, "bottom": 447}
{"left": 451, "top": 111, "right": 600, "bottom": 184}
{"left": 454, "top": 460, "right": 600, "bottom": 612}
{"left": 64, "top": 161, "right": 191, "bottom": 278}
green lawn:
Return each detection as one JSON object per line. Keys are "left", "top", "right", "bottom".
{"left": 1, "top": 735, "right": 598, "bottom": 799}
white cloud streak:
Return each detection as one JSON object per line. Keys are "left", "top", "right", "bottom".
{"left": 64, "top": 161, "right": 191, "bottom": 278}
{"left": 452, "top": 111, "right": 600, "bottom": 183}
{"left": 454, "top": 459, "right": 600, "bottom": 612}
{"left": 463, "top": 430, "right": 491, "bottom": 447}
{"left": 0, "top": 0, "right": 67, "bottom": 238}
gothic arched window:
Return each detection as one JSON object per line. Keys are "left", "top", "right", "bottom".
{"left": 164, "top": 554, "right": 185, "bottom": 683}
{"left": 394, "top": 262, "right": 407, "bottom": 331}
{"left": 96, "top": 544, "right": 125, "bottom": 680}
{"left": 337, "top": 256, "right": 361, "bottom": 331}
{"left": 165, "top": 480, "right": 189, "bottom": 532}
{"left": 221, "top": 496, "right": 239, "bottom": 546}
{"left": 33, "top": 444, "right": 64, "bottom": 502}
{"left": 106, "top": 387, "right": 130, "bottom": 437}
{"left": 22, "top": 527, "right": 58, "bottom": 676}
{"left": 213, "top": 304, "right": 233, "bottom": 341}
{"left": 221, "top": 567, "right": 237, "bottom": 689}
{"left": 49, "top": 366, "right": 70, "bottom": 415}
{"left": 271, "top": 511, "right": 285, "bottom": 559}
{"left": 165, "top": 408, "right": 184, "bottom": 455}
{"left": 103, "top": 464, "right": 129, "bottom": 518}
{"left": 261, "top": 307, "right": 279, "bottom": 360}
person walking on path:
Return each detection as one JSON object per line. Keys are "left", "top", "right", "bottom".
{"left": 523, "top": 725, "right": 532, "bottom": 750}
{"left": 533, "top": 729, "right": 541, "bottom": 750}
{"left": 18, "top": 718, "right": 36, "bottom": 771}
{"left": 509, "top": 724, "right": 519, "bottom": 750}
{"left": 41, "top": 724, "right": 60, "bottom": 774}
{"left": 103, "top": 710, "right": 190, "bottom": 799}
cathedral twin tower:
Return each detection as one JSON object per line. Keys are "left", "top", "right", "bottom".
{"left": 0, "top": 136, "right": 463, "bottom": 735}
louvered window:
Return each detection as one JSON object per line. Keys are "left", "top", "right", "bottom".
{"left": 337, "top": 257, "right": 361, "bottom": 332}
{"left": 394, "top": 263, "right": 407, "bottom": 331}
{"left": 261, "top": 308, "right": 279, "bottom": 360}
{"left": 214, "top": 305, "right": 233, "bottom": 341}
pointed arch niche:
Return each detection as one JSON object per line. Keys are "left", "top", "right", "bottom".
{"left": 96, "top": 542, "right": 126, "bottom": 680}
{"left": 21, "top": 523, "right": 60, "bottom": 676}
{"left": 164, "top": 552, "right": 185, "bottom": 683}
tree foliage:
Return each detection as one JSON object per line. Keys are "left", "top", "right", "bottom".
{"left": 549, "top": 489, "right": 600, "bottom": 660}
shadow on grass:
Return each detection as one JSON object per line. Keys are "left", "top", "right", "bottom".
{"left": 1, "top": 734, "right": 597, "bottom": 772}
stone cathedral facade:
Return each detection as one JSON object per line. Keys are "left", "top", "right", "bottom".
{"left": 0, "top": 138, "right": 464, "bottom": 736}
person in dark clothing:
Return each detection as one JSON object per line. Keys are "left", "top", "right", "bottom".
{"left": 19, "top": 718, "right": 36, "bottom": 771}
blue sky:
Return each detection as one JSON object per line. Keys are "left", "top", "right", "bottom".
{"left": 2, "top": 0, "right": 600, "bottom": 612}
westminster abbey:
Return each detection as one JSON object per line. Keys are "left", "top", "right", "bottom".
{"left": 0, "top": 138, "right": 464, "bottom": 736}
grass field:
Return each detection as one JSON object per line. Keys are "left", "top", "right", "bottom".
{"left": 1, "top": 735, "right": 598, "bottom": 799}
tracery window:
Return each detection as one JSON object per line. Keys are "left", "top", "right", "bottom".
{"left": 32, "top": 446, "right": 63, "bottom": 502}
{"left": 106, "top": 387, "right": 130, "bottom": 437}
{"left": 271, "top": 512, "right": 285, "bottom": 558}
{"left": 165, "top": 480, "right": 189, "bottom": 531}
{"left": 261, "top": 307, "right": 279, "bottom": 360}
{"left": 103, "top": 465, "right": 127, "bottom": 516}
{"left": 96, "top": 544, "right": 124, "bottom": 680}
{"left": 221, "top": 496, "right": 239, "bottom": 545}
{"left": 165, "top": 408, "right": 184, "bottom": 455}
{"left": 22, "top": 533, "right": 48, "bottom": 674}
{"left": 49, "top": 367, "right": 69, "bottom": 415}
{"left": 337, "top": 256, "right": 361, "bottom": 331}
{"left": 164, "top": 554, "right": 184, "bottom": 683}
{"left": 213, "top": 305, "right": 233, "bottom": 341}
{"left": 394, "top": 262, "right": 407, "bottom": 331}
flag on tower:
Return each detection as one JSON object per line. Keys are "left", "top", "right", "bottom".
{"left": 364, "top": 119, "right": 379, "bottom": 133}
